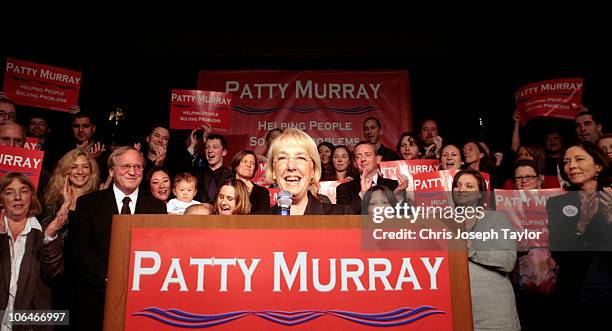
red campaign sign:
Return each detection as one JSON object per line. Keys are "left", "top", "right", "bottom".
{"left": 3, "top": 58, "right": 81, "bottom": 112}
{"left": 317, "top": 180, "right": 347, "bottom": 204}
{"left": 198, "top": 71, "right": 411, "bottom": 155}
{"left": 23, "top": 137, "right": 42, "bottom": 150}
{"left": 125, "top": 228, "right": 453, "bottom": 330}
{"left": 267, "top": 187, "right": 281, "bottom": 207}
{"left": 412, "top": 170, "right": 491, "bottom": 208}
{"left": 170, "top": 89, "right": 233, "bottom": 131}
{"left": 515, "top": 78, "right": 583, "bottom": 124}
{"left": 494, "top": 189, "right": 564, "bottom": 294}
{"left": 252, "top": 159, "right": 271, "bottom": 187}
{"left": 379, "top": 159, "right": 441, "bottom": 191}
{"left": 494, "top": 189, "right": 563, "bottom": 248}
{"left": 0, "top": 145, "right": 44, "bottom": 190}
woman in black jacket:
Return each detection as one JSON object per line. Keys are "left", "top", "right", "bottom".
{"left": 231, "top": 150, "right": 270, "bottom": 213}
{"left": 263, "top": 129, "right": 352, "bottom": 215}
{"left": 547, "top": 141, "right": 612, "bottom": 329}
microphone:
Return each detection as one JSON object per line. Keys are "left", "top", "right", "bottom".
{"left": 277, "top": 190, "right": 293, "bottom": 215}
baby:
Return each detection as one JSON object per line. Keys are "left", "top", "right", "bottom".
{"left": 167, "top": 172, "right": 201, "bottom": 214}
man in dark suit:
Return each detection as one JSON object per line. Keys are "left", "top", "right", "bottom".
{"left": 71, "top": 146, "right": 167, "bottom": 331}
{"left": 196, "top": 134, "right": 233, "bottom": 203}
{"left": 336, "top": 142, "right": 406, "bottom": 214}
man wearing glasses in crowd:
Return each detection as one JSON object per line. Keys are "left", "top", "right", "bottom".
{"left": 71, "top": 146, "right": 167, "bottom": 331}
{"left": 0, "top": 94, "right": 17, "bottom": 121}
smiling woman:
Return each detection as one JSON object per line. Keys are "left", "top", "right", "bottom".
{"left": 1, "top": 172, "right": 64, "bottom": 328}
{"left": 547, "top": 141, "right": 612, "bottom": 328}
{"left": 43, "top": 148, "right": 100, "bottom": 227}
{"left": 263, "top": 128, "right": 352, "bottom": 215}
{"left": 214, "top": 178, "right": 251, "bottom": 215}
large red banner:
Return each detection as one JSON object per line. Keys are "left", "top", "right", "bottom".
{"left": 0, "top": 145, "right": 44, "bottom": 190}
{"left": 198, "top": 71, "right": 411, "bottom": 155}
{"left": 169, "top": 89, "right": 233, "bottom": 131}
{"left": 3, "top": 58, "right": 81, "bottom": 112}
{"left": 125, "top": 228, "right": 453, "bottom": 330}
{"left": 515, "top": 78, "right": 583, "bottom": 124}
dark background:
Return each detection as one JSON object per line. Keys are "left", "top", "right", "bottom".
{"left": 3, "top": 26, "right": 610, "bottom": 155}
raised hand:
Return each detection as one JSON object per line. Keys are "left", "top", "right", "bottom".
{"left": 513, "top": 110, "right": 521, "bottom": 124}
{"left": 44, "top": 208, "right": 69, "bottom": 239}
{"left": 395, "top": 174, "right": 409, "bottom": 192}
{"left": 89, "top": 142, "right": 106, "bottom": 159}
{"left": 61, "top": 176, "right": 75, "bottom": 209}
{"left": 360, "top": 171, "right": 373, "bottom": 193}
{"left": 153, "top": 144, "right": 167, "bottom": 166}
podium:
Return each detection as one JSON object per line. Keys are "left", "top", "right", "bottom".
{"left": 104, "top": 215, "right": 472, "bottom": 330}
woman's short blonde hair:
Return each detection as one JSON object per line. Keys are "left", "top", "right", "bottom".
{"left": 265, "top": 128, "right": 321, "bottom": 186}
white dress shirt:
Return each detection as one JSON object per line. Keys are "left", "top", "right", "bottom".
{"left": 113, "top": 184, "right": 139, "bottom": 214}
{"left": 1, "top": 216, "right": 42, "bottom": 331}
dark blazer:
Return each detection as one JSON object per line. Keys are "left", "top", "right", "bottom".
{"left": 1, "top": 226, "right": 63, "bottom": 331}
{"left": 547, "top": 191, "right": 612, "bottom": 305}
{"left": 71, "top": 187, "right": 167, "bottom": 331}
{"left": 377, "top": 144, "right": 400, "bottom": 161}
{"left": 260, "top": 192, "right": 354, "bottom": 215}
{"left": 196, "top": 166, "right": 233, "bottom": 203}
{"left": 336, "top": 176, "right": 398, "bottom": 214}
{"left": 249, "top": 183, "right": 271, "bottom": 213}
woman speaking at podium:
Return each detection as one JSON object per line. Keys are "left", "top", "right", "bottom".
{"left": 260, "top": 128, "right": 352, "bottom": 216}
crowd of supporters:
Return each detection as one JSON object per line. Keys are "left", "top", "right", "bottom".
{"left": 1, "top": 89, "right": 611, "bottom": 330}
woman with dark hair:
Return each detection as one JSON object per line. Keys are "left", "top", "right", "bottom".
{"left": 318, "top": 141, "right": 335, "bottom": 181}
{"left": 512, "top": 159, "right": 544, "bottom": 190}
{"left": 362, "top": 185, "right": 399, "bottom": 216}
{"left": 329, "top": 145, "right": 359, "bottom": 181}
{"left": 452, "top": 169, "right": 520, "bottom": 330}
{"left": 547, "top": 141, "right": 612, "bottom": 329}
{"left": 463, "top": 140, "right": 499, "bottom": 188}
{"left": 145, "top": 166, "right": 171, "bottom": 203}
{"left": 231, "top": 150, "right": 270, "bottom": 213}
{"left": 440, "top": 144, "right": 464, "bottom": 170}
{"left": 396, "top": 132, "right": 422, "bottom": 160}
{"left": 1, "top": 173, "right": 65, "bottom": 330}
{"left": 503, "top": 155, "right": 561, "bottom": 189}
{"left": 463, "top": 141, "right": 495, "bottom": 174}
{"left": 516, "top": 144, "right": 546, "bottom": 174}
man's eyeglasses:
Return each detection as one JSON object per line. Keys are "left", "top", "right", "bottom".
{"left": 275, "top": 154, "right": 311, "bottom": 165}
{"left": 0, "top": 111, "right": 16, "bottom": 120}
{"left": 514, "top": 175, "right": 537, "bottom": 182}
{"left": 115, "top": 164, "right": 144, "bottom": 173}
{"left": 0, "top": 137, "right": 25, "bottom": 146}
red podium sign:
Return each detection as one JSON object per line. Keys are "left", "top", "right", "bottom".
{"left": 125, "top": 228, "right": 453, "bottom": 330}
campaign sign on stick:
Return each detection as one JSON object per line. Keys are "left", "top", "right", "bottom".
{"left": 0, "top": 145, "right": 44, "bottom": 189}
{"left": 170, "top": 89, "right": 232, "bottom": 131}
{"left": 3, "top": 58, "right": 81, "bottom": 112}
{"left": 515, "top": 78, "right": 583, "bottom": 124}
